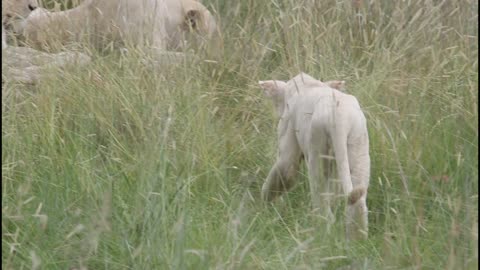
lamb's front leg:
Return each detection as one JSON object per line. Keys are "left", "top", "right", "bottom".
{"left": 262, "top": 127, "right": 302, "bottom": 202}
{"left": 261, "top": 155, "right": 301, "bottom": 202}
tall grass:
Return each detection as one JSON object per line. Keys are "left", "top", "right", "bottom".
{"left": 2, "top": 0, "right": 478, "bottom": 269}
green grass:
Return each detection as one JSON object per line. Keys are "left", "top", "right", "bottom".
{"left": 2, "top": 0, "right": 478, "bottom": 269}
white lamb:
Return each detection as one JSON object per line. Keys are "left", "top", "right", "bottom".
{"left": 259, "top": 73, "right": 370, "bottom": 240}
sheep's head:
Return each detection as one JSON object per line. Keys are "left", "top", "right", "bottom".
{"left": 3, "top": 0, "right": 38, "bottom": 26}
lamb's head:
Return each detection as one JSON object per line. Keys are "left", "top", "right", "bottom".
{"left": 259, "top": 80, "right": 288, "bottom": 118}
{"left": 2, "top": 0, "right": 38, "bottom": 26}
{"left": 259, "top": 76, "right": 347, "bottom": 118}
{"left": 291, "top": 73, "right": 346, "bottom": 91}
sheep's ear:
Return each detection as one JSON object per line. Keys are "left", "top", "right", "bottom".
{"left": 325, "top": 80, "right": 346, "bottom": 91}
{"left": 183, "top": 9, "right": 202, "bottom": 31}
{"left": 258, "top": 80, "right": 286, "bottom": 97}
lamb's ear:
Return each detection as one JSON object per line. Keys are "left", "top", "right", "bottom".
{"left": 258, "top": 80, "right": 286, "bottom": 97}
{"left": 325, "top": 80, "right": 346, "bottom": 91}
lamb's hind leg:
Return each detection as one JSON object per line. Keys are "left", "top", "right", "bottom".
{"left": 347, "top": 133, "right": 370, "bottom": 240}
{"left": 306, "top": 135, "right": 334, "bottom": 223}
{"left": 331, "top": 129, "right": 360, "bottom": 241}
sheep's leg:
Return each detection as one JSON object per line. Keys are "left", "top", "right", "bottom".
{"left": 306, "top": 136, "right": 334, "bottom": 223}
{"left": 346, "top": 133, "right": 370, "bottom": 240}
{"left": 262, "top": 124, "right": 302, "bottom": 202}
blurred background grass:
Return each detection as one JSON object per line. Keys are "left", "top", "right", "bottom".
{"left": 2, "top": 0, "right": 478, "bottom": 269}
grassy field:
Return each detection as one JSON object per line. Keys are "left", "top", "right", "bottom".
{"left": 2, "top": 0, "right": 478, "bottom": 269}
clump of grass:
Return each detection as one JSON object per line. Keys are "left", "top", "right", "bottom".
{"left": 2, "top": 0, "right": 477, "bottom": 269}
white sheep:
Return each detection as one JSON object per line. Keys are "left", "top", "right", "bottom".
{"left": 15, "top": 0, "right": 218, "bottom": 52}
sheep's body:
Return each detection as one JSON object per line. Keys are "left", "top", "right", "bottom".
{"left": 17, "top": 0, "right": 217, "bottom": 51}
